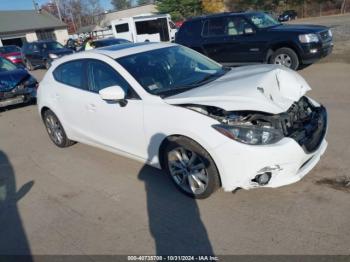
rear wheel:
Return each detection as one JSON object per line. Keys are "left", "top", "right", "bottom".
{"left": 270, "top": 47, "right": 299, "bottom": 70}
{"left": 164, "top": 137, "right": 220, "bottom": 199}
{"left": 43, "top": 110, "right": 74, "bottom": 148}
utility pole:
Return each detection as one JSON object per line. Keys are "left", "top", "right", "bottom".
{"left": 54, "top": 0, "right": 63, "bottom": 21}
{"left": 32, "top": 0, "right": 38, "bottom": 11}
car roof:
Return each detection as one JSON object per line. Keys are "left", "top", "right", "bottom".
{"left": 91, "top": 42, "right": 177, "bottom": 59}
{"left": 94, "top": 38, "right": 127, "bottom": 43}
{"left": 186, "top": 11, "right": 261, "bottom": 22}
{"left": 24, "top": 40, "right": 58, "bottom": 45}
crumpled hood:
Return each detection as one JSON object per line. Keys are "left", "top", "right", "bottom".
{"left": 0, "top": 69, "right": 30, "bottom": 92}
{"left": 164, "top": 65, "right": 311, "bottom": 114}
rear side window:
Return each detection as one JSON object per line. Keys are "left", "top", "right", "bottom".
{"left": 115, "top": 23, "right": 129, "bottom": 33}
{"left": 202, "top": 17, "right": 226, "bottom": 37}
{"left": 53, "top": 60, "right": 85, "bottom": 90}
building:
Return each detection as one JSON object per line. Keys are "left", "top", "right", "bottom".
{"left": 99, "top": 4, "right": 157, "bottom": 27}
{"left": 0, "top": 10, "right": 69, "bottom": 47}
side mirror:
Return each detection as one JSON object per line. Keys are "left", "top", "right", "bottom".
{"left": 244, "top": 27, "right": 254, "bottom": 35}
{"left": 99, "top": 85, "right": 126, "bottom": 101}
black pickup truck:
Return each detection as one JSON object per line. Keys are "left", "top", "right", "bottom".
{"left": 175, "top": 12, "right": 333, "bottom": 70}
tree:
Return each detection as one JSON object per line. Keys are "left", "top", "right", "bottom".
{"left": 156, "top": 0, "right": 202, "bottom": 21}
{"left": 111, "top": 0, "right": 131, "bottom": 10}
{"left": 202, "top": 0, "right": 226, "bottom": 13}
{"left": 137, "top": 0, "right": 152, "bottom": 5}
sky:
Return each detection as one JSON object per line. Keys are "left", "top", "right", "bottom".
{"left": 0, "top": 0, "right": 113, "bottom": 11}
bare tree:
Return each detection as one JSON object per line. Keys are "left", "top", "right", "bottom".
{"left": 111, "top": 0, "right": 131, "bottom": 10}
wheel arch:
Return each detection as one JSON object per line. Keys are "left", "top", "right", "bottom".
{"left": 266, "top": 41, "right": 302, "bottom": 62}
{"left": 157, "top": 134, "right": 222, "bottom": 186}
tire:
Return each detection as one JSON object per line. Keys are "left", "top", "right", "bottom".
{"left": 43, "top": 110, "right": 74, "bottom": 148}
{"left": 270, "top": 47, "right": 299, "bottom": 70}
{"left": 44, "top": 60, "right": 51, "bottom": 70}
{"left": 25, "top": 59, "right": 33, "bottom": 71}
{"left": 164, "top": 137, "right": 220, "bottom": 199}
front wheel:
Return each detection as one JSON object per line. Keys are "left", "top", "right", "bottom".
{"left": 164, "top": 137, "right": 220, "bottom": 199}
{"left": 43, "top": 110, "right": 74, "bottom": 148}
{"left": 270, "top": 47, "right": 299, "bottom": 70}
{"left": 44, "top": 60, "right": 51, "bottom": 69}
{"left": 25, "top": 59, "right": 33, "bottom": 71}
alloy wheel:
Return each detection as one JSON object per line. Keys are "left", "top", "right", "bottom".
{"left": 274, "top": 54, "right": 292, "bottom": 68}
{"left": 45, "top": 114, "right": 64, "bottom": 145}
{"left": 167, "top": 147, "right": 209, "bottom": 195}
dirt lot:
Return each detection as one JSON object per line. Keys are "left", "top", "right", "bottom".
{"left": 1, "top": 15, "right": 350, "bottom": 257}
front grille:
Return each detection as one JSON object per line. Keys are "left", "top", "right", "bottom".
{"left": 283, "top": 97, "right": 327, "bottom": 153}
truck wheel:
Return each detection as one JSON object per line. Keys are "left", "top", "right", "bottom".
{"left": 270, "top": 47, "right": 299, "bottom": 70}
{"left": 25, "top": 59, "right": 33, "bottom": 71}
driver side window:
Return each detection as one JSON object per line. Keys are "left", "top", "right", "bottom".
{"left": 87, "top": 60, "right": 139, "bottom": 99}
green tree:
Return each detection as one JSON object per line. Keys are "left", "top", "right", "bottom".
{"left": 156, "top": 0, "right": 203, "bottom": 21}
{"left": 111, "top": 0, "right": 131, "bottom": 10}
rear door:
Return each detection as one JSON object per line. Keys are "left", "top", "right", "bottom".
{"left": 201, "top": 16, "right": 233, "bottom": 63}
{"left": 51, "top": 59, "right": 92, "bottom": 138}
{"left": 31, "top": 44, "right": 43, "bottom": 66}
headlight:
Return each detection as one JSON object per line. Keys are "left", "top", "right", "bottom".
{"left": 49, "top": 53, "right": 58, "bottom": 59}
{"left": 328, "top": 29, "right": 332, "bottom": 37}
{"left": 7, "top": 56, "right": 17, "bottom": 60}
{"left": 299, "top": 33, "right": 319, "bottom": 43}
{"left": 212, "top": 124, "right": 284, "bottom": 145}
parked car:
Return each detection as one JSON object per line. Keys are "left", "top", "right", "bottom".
{"left": 278, "top": 10, "right": 298, "bottom": 22}
{"left": 37, "top": 43, "right": 328, "bottom": 198}
{"left": 80, "top": 38, "right": 131, "bottom": 51}
{"left": 21, "top": 40, "right": 73, "bottom": 70}
{"left": 0, "top": 56, "right": 37, "bottom": 108}
{"left": 0, "top": 45, "right": 23, "bottom": 65}
{"left": 175, "top": 12, "right": 333, "bottom": 70}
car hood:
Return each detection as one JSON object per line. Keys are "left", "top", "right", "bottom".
{"left": 269, "top": 24, "right": 328, "bottom": 33}
{"left": 0, "top": 69, "right": 30, "bottom": 92}
{"left": 164, "top": 65, "right": 311, "bottom": 114}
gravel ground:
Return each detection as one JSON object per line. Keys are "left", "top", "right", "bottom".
{"left": 290, "top": 13, "right": 350, "bottom": 63}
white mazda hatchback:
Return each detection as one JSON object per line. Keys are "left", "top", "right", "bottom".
{"left": 37, "top": 42, "right": 328, "bottom": 198}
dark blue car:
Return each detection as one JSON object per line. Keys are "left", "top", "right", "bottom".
{"left": 175, "top": 12, "right": 333, "bottom": 70}
{"left": 0, "top": 57, "right": 37, "bottom": 108}
{"left": 21, "top": 40, "right": 73, "bottom": 70}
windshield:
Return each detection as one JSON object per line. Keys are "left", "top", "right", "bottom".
{"left": 246, "top": 13, "right": 280, "bottom": 28}
{"left": 40, "top": 42, "right": 64, "bottom": 51}
{"left": 117, "top": 46, "right": 228, "bottom": 97}
{"left": 0, "top": 45, "right": 20, "bottom": 54}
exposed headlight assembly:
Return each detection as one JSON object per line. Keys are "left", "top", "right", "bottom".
{"left": 328, "top": 29, "right": 332, "bottom": 37}
{"left": 299, "top": 33, "right": 319, "bottom": 43}
{"left": 213, "top": 124, "right": 284, "bottom": 145}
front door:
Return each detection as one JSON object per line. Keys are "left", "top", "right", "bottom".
{"left": 84, "top": 59, "right": 146, "bottom": 159}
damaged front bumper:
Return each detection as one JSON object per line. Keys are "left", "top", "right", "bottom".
{"left": 0, "top": 88, "right": 36, "bottom": 108}
{"left": 210, "top": 100, "right": 328, "bottom": 191}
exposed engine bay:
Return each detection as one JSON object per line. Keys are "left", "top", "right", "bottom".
{"left": 182, "top": 96, "right": 327, "bottom": 153}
